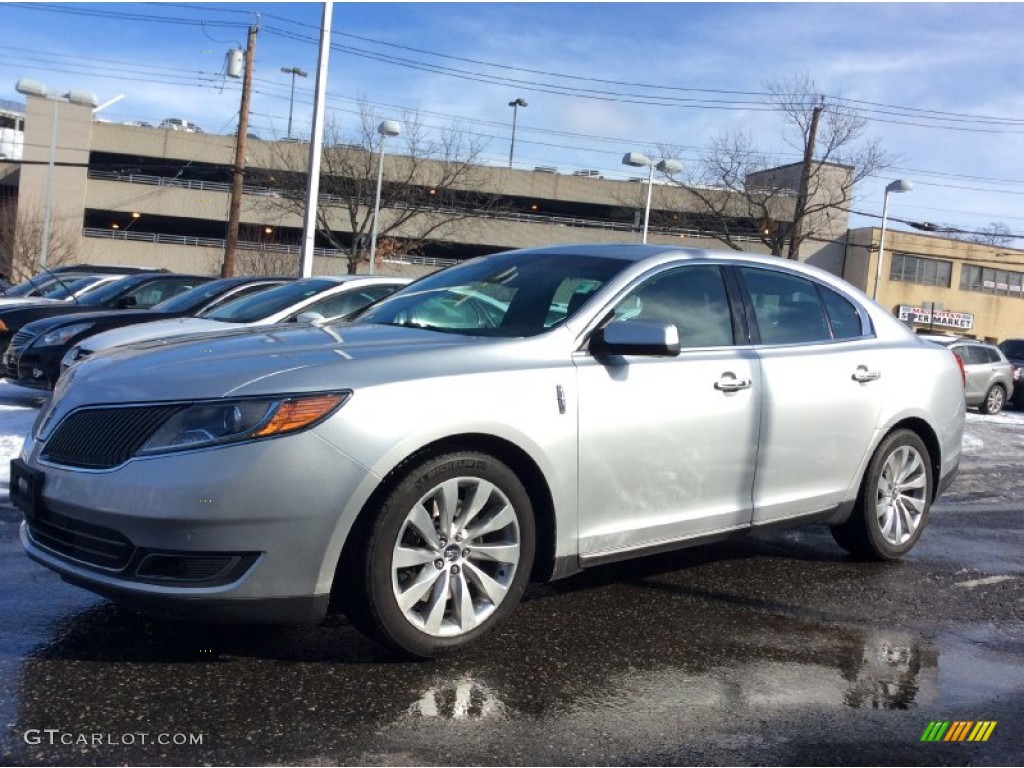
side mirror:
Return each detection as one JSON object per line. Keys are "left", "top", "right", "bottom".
{"left": 296, "top": 311, "right": 326, "bottom": 325}
{"left": 590, "top": 320, "right": 680, "bottom": 358}
{"left": 116, "top": 296, "right": 138, "bottom": 308}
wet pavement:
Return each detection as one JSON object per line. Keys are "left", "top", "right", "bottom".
{"left": 0, "top": 408, "right": 1021, "bottom": 766}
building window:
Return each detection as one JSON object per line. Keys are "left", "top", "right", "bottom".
{"left": 961, "top": 264, "right": 1024, "bottom": 297}
{"left": 890, "top": 253, "right": 951, "bottom": 287}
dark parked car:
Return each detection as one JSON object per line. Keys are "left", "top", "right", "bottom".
{"left": 4, "top": 276, "right": 289, "bottom": 389}
{"left": 0, "top": 265, "right": 166, "bottom": 298}
{"left": 0, "top": 272, "right": 211, "bottom": 357}
{"left": 998, "top": 338, "right": 1024, "bottom": 409}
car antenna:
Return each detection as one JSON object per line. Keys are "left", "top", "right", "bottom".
{"left": 38, "top": 264, "right": 80, "bottom": 304}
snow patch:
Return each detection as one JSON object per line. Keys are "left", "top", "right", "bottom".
{"left": 0, "top": 405, "right": 39, "bottom": 503}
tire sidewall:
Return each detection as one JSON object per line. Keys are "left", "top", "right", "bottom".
{"left": 366, "top": 452, "right": 536, "bottom": 658}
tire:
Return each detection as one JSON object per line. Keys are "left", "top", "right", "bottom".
{"left": 830, "top": 429, "right": 932, "bottom": 561}
{"left": 981, "top": 385, "right": 1006, "bottom": 415}
{"left": 344, "top": 451, "right": 536, "bottom": 659}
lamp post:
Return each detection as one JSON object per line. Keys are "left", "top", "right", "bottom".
{"left": 621, "top": 152, "right": 682, "bottom": 243}
{"left": 15, "top": 79, "right": 97, "bottom": 268}
{"left": 507, "top": 98, "right": 527, "bottom": 169}
{"left": 368, "top": 119, "right": 401, "bottom": 275}
{"left": 872, "top": 179, "right": 914, "bottom": 300}
{"left": 280, "top": 66, "right": 307, "bottom": 139}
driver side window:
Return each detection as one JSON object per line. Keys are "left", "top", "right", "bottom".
{"left": 610, "top": 265, "right": 733, "bottom": 348}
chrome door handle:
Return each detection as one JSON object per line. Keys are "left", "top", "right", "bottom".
{"left": 852, "top": 368, "right": 881, "bottom": 383}
{"left": 715, "top": 377, "right": 752, "bottom": 392}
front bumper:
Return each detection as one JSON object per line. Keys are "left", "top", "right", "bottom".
{"left": 15, "top": 428, "right": 378, "bottom": 623}
{"left": 3, "top": 346, "right": 60, "bottom": 389}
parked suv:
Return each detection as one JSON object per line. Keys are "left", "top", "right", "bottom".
{"left": 924, "top": 336, "right": 1014, "bottom": 415}
{"left": 998, "top": 339, "right": 1024, "bottom": 410}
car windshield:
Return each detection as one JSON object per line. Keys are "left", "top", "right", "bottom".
{"left": 42, "top": 276, "right": 103, "bottom": 300}
{"left": 202, "top": 278, "right": 339, "bottom": 323}
{"left": 3, "top": 275, "right": 63, "bottom": 297}
{"left": 76, "top": 276, "right": 146, "bottom": 306}
{"left": 354, "top": 251, "right": 628, "bottom": 337}
{"left": 152, "top": 279, "right": 254, "bottom": 313}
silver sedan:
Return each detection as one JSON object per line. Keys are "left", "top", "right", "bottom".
{"left": 12, "top": 245, "right": 966, "bottom": 658}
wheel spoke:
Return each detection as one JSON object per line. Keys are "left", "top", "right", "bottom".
{"left": 394, "top": 545, "right": 440, "bottom": 569}
{"left": 422, "top": 570, "right": 451, "bottom": 635}
{"left": 437, "top": 479, "right": 460, "bottom": 537}
{"left": 901, "top": 492, "right": 926, "bottom": 515}
{"left": 452, "top": 571, "right": 478, "bottom": 632}
{"left": 457, "top": 480, "right": 494, "bottom": 532}
{"left": 397, "top": 566, "right": 445, "bottom": 612}
{"left": 467, "top": 542, "right": 520, "bottom": 565}
{"left": 467, "top": 504, "right": 516, "bottom": 540}
{"left": 407, "top": 503, "right": 441, "bottom": 549}
{"left": 464, "top": 561, "right": 508, "bottom": 605}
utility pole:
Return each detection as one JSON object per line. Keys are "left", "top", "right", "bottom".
{"left": 222, "top": 23, "right": 258, "bottom": 278}
{"left": 786, "top": 99, "right": 823, "bottom": 260}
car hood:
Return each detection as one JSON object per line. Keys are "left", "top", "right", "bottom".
{"left": 78, "top": 317, "right": 239, "bottom": 351}
{"left": 53, "top": 322, "right": 565, "bottom": 411}
{"left": 21, "top": 309, "right": 175, "bottom": 336}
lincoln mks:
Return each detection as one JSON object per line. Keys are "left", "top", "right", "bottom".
{"left": 12, "top": 245, "right": 965, "bottom": 658}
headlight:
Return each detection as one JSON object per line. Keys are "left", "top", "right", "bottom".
{"left": 38, "top": 322, "right": 94, "bottom": 348}
{"left": 137, "top": 393, "right": 349, "bottom": 455}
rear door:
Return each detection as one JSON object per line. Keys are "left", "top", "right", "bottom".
{"left": 737, "top": 267, "right": 885, "bottom": 524}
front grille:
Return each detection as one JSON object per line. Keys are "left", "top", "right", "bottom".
{"left": 9, "top": 330, "right": 33, "bottom": 350}
{"left": 27, "top": 507, "right": 135, "bottom": 570}
{"left": 4, "top": 330, "right": 32, "bottom": 378}
{"left": 42, "top": 405, "right": 184, "bottom": 469}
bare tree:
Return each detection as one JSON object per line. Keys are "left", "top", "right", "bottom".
{"left": 956, "top": 222, "right": 1017, "bottom": 247}
{"left": 254, "top": 103, "right": 496, "bottom": 274}
{"left": 0, "top": 197, "right": 78, "bottom": 282}
{"left": 669, "top": 73, "right": 891, "bottom": 258}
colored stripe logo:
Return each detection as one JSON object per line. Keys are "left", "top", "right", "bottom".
{"left": 921, "top": 721, "right": 997, "bottom": 742}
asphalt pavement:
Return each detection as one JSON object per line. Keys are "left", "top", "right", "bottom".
{"left": 0, "top": 407, "right": 1020, "bottom": 766}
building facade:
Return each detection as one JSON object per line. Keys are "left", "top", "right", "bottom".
{"left": 843, "top": 227, "right": 1024, "bottom": 343}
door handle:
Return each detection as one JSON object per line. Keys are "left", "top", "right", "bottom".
{"left": 715, "top": 376, "right": 752, "bottom": 392}
{"left": 852, "top": 367, "right": 881, "bottom": 383}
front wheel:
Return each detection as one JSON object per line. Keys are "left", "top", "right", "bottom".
{"left": 345, "top": 451, "right": 535, "bottom": 658}
{"left": 830, "top": 429, "right": 932, "bottom": 561}
{"left": 982, "top": 385, "right": 1006, "bottom": 415}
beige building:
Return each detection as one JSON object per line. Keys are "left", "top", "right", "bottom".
{"left": 843, "top": 227, "right": 1024, "bottom": 343}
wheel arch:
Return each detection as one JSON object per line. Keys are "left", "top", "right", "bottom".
{"left": 330, "top": 432, "right": 559, "bottom": 609}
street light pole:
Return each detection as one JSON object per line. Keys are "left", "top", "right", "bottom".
{"left": 872, "top": 179, "right": 914, "bottom": 301}
{"left": 15, "top": 79, "right": 98, "bottom": 268}
{"left": 280, "top": 66, "right": 307, "bottom": 139}
{"left": 368, "top": 119, "right": 401, "bottom": 275}
{"left": 507, "top": 98, "right": 527, "bottom": 169}
{"left": 622, "top": 152, "right": 682, "bottom": 244}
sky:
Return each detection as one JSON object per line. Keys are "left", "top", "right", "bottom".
{"left": 1, "top": 2, "right": 1023, "bottom": 240}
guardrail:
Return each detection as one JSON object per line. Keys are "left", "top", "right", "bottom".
{"left": 88, "top": 169, "right": 767, "bottom": 244}
{"left": 82, "top": 228, "right": 457, "bottom": 268}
